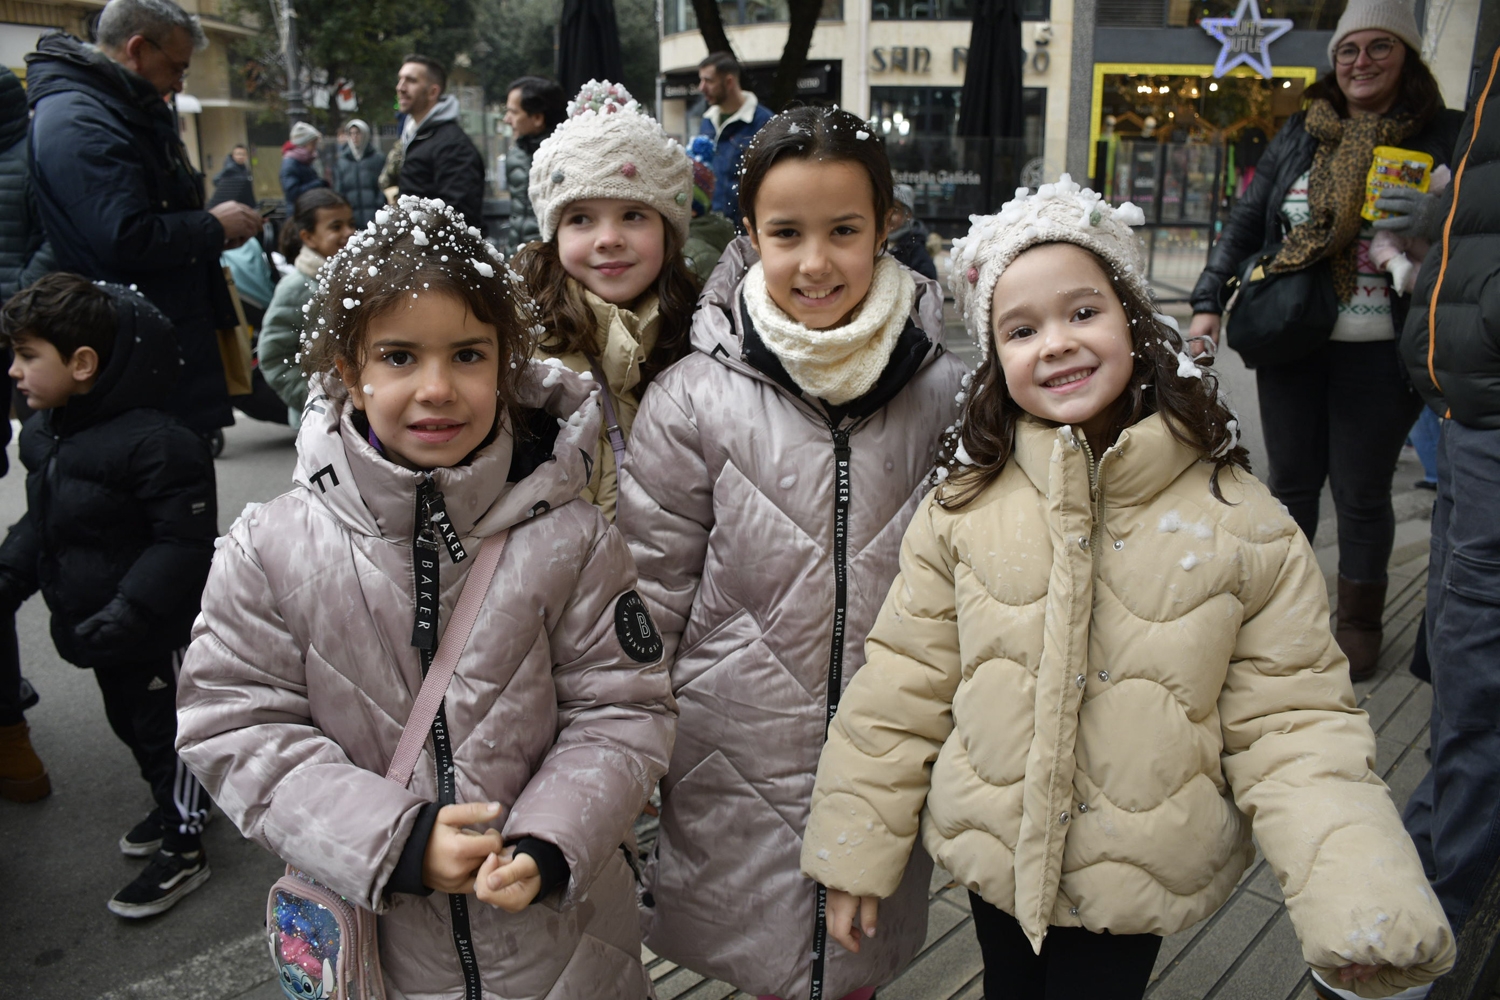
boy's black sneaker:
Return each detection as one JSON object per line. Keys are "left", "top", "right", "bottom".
{"left": 119, "top": 809, "right": 163, "bottom": 857}
{"left": 107, "top": 849, "right": 210, "bottom": 918}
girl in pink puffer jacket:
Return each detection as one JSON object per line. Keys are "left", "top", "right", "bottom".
{"left": 176, "top": 197, "right": 676, "bottom": 1000}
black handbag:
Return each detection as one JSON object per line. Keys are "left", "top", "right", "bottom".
{"left": 1223, "top": 216, "right": 1338, "bottom": 368}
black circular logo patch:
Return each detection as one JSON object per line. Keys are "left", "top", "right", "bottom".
{"left": 615, "top": 591, "right": 663, "bottom": 663}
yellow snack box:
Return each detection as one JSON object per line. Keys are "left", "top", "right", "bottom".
{"left": 1363, "top": 146, "right": 1434, "bottom": 221}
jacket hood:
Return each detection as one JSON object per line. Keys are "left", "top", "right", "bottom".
{"left": 25, "top": 31, "right": 168, "bottom": 132}
{"left": 50, "top": 284, "right": 184, "bottom": 434}
{"left": 0, "top": 67, "right": 26, "bottom": 149}
{"left": 292, "top": 358, "right": 602, "bottom": 543}
{"left": 417, "top": 94, "right": 461, "bottom": 135}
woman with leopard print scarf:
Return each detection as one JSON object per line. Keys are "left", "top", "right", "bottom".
{"left": 1187, "top": 0, "right": 1461, "bottom": 688}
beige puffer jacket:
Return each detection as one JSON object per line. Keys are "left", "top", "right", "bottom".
{"left": 617, "top": 238, "right": 967, "bottom": 999}
{"left": 532, "top": 285, "right": 660, "bottom": 521}
{"left": 176, "top": 364, "right": 677, "bottom": 1000}
{"left": 802, "top": 415, "right": 1454, "bottom": 997}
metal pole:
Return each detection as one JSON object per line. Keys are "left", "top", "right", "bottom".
{"left": 281, "top": 0, "right": 307, "bottom": 122}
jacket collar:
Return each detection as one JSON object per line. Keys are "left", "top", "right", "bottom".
{"left": 25, "top": 31, "right": 173, "bottom": 135}
{"left": 1012, "top": 413, "right": 1203, "bottom": 508}
{"left": 704, "top": 92, "right": 760, "bottom": 134}
{"left": 580, "top": 285, "right": 660, "bottom": 400}
{"left": 292, "top": 359, "right": 601, "bottom": 542}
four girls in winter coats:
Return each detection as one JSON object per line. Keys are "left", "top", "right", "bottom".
{"left": 799, "top": 178, "right": 1455, "bottom": 1000}
{"left": 618, "top": 105, "right": 966, "bottom": 1000}
{"left": 175, "top": 198, "right": 676, "bottom": 1000}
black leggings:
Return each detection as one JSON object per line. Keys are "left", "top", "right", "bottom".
{"left": 1254, "top": 339, "right": 1422, "bottom": 583}
{"left": 970, "top": 892, "right": 1162, "bottom": 1000}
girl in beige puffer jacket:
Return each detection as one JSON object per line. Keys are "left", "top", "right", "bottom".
{"left": 801, "top": 177, "right": 1455, "bottom": 1000}
{"left": 618, "top": 107, "right": 966, "bottom": 1000}
{"left": 176, "top": 198, "right": 676, "bottom": 1000}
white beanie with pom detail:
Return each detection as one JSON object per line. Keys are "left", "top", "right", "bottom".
{"left": 1327, "top": 0, "right": 1423, "bottom": 67}
{"left": 948, "top": 175, "right": 1149, "bottom": 358}
{"left": 528, "top": 80, "right": 694, "bottom": 245}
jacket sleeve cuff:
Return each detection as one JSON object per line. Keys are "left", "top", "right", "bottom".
{"left": 383, "top": 801, "right": 440, "bottom": 899}
{"left": 512, "top": 837, "right": 570, "bottom": 902}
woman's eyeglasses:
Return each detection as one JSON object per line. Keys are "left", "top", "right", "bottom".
{"left": 1334, "top": 37, "right": 1400, "bottom": 66}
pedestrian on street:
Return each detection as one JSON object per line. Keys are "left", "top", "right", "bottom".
{"left": 886, "top": 183, "right": 938, "bottom": 281}
{"left": 0, "top": 274, "right": 217, "bottom": 918}
{"left": 682, "top": 135, "right": 736, "bottom": 281}
{"left": 802, "top": 176, "right": 1455, "bottom": 1000}
{"left": 25, "top": 0, "right": 264, "bottom": 441}
{"left": 395, "top": 54, "right": 486, "bottom": 229}
{"left": 1185, "top": 0, "right": 1462, "bottom": 682}
{"left": 208, "top": 143, "right": 256, "bottom": 209}
{"left": 175, "top": 197, "right": 674, "bottom": 1000}
{"left": 696, "top": 52, "right": 772, "bottom": 230}
{"left": 501, "top": 75, "right": 565, "bottom": 256}
{"left": 279, "top": 120, "right": 326, "bottom": 215}
{"left": 1398, "top": 39, "right": 1500, "bottom": 949}
{"left": 332, "top": 118, "right": 383, "bottom": 228}
{"left": 515, "top": 80, "right": 700, "bottom": 521}
{"left": 619, "top": 106, "right": 966, "bottom": 1000}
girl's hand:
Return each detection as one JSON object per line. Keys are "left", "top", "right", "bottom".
{"left": 421, "top": 801, "right": 505, "bottom": 894}
{"left": 1338, "top": 964, "right": 1384, "bottom": 984}
{"left": 476, "top": 846, "right": 542, "bottom": 912}
{"left": 1188, "top": 312, "right": 1221, "bottom": 356}
{"left": 826, "top": 888, "right": 879, "bottom": 954}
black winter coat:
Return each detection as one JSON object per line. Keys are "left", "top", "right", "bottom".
{"left": 399, "top": 114, "right": 485, "bottom": 229}
{"left": 0, "top": 66, "right": 53, "bottom": 300}
{"left": 1400, "top": 49, "right": 1500, "bottom": 428}
{"left": 1191, "top": 106, "right": 1464, "bottom": 318}
{"left": 333, "top": 144, "right": 384, "bottom": 228}
{"left": 0, "top": 286, "right": 217, "bottom": 669}
{"left": 25, "top": 31, "right": 237, "bottom": 435}
{"left": 208, "top": 159, "right": 256, "bottom": 209}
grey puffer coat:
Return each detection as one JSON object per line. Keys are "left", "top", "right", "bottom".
{"left": 618, "top": 238, "right": 966, "bottom": 999}
{"left": 176, "top": 363, "right": 676, "bottom": 1000}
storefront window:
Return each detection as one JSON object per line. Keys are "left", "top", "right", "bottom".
{"left": 1097, "top": 71, "right": 1307, "bottom": 147}
{"left": 664, "top": 0, "right": 844, "bottom": 35}
{"left": 871, "top": 0, "right": 1047, "bottom": 20}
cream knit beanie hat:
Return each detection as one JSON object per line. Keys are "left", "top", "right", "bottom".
{"left": 528, "top": 80, "right": 693, "bottom": 244}
{"left": 1327, "top": 0, "right": 1422, "bottom": 66}
{"left": 290, "top": 121, "right": 321, "bottom": 147}
{"left": 948, "top": 175, "right": 1149, "bottom": 358}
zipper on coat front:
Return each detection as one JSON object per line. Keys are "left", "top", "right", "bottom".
{"left": 410, "top": 475, "right": 483, "bottom": 1000}
{"left": 1078, "top": 436, "right": 1106, "bottom": 560}
{"left": 809, "top": 425, "right": 852, "bottom": 1000}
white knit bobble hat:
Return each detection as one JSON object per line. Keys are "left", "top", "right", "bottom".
{"left": 528, "top": 80, "right": 693, "bottom": 244}
{"left": 948, "top": 175, "right": 1150, "bottom": 357}
{"left": 290, "top": 121, "right": 321, "bottom": 147}
{"left": 1327, "top": 0, "right": 1423, "bottom": 67}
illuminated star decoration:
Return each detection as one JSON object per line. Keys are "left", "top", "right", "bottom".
{"left": 1200, "top": 0, "right": 1293, "bottom": 79}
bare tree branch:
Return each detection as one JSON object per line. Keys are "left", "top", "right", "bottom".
{"left": 770, "top": 0, "right": 820, "bottom": 111}
{"left": 692, "top": 0, "right": 736, "bottom": 60}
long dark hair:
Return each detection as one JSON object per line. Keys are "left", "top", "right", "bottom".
{"left": 738, "top": 105, "right": 896, "bottom": 235}
{"left": 1305, "top": 43, "right": 1443, "bottom": 126}
{"left": 279, "top": 187, "right": 350, "bottom": 258}
{"left": 513, "top": 223, "right": 699, "bottom": 396}
{"left": 936, "top": 244, "right": 1250, "bottom": 510}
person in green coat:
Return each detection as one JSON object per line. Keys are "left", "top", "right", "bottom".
{"left": 257, "top": 189, "right": 355, "bottom": 426}
{"left": 682, "top": 148, "right": 734, "bottom": 282}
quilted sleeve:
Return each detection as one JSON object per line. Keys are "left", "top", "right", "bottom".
{"left": 1219, "top": 529, "right": 1454, "bottom": 993}
{"left": 801, "top": 494, "right": 962, "bottom": 898}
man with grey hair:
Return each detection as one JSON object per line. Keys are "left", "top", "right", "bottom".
{"left": 19, "top": 0, "right": 263, "bottom": 920}
{"left": 25, "top": 0, "right": 261, "bottom": 450}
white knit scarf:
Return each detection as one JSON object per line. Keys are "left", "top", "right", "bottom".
{"left": 742, "top": 254, "right": 915, "bottom": 406}
{"left": 294, "top": 246, "right": 325, "bottom": 278}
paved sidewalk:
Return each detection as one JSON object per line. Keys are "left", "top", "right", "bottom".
{"left": 640, "top": 543, "right": 1437, "bottom": 1000}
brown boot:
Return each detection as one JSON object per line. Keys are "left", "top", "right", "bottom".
{"left": 1336, "top": 577, "right": 1386, "bottom": 683}
{"left": 0, "top": 721, "right": 50, "bottom": 802}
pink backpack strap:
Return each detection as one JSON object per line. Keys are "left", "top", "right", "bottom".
{"left": 589, "top": 359, "right": 627, "bottom": 471}
{"left": 385, "top": 530, "right": 508, "bottom": 787}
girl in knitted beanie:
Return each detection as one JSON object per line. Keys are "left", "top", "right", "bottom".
{"left": 513, "top": 81, "right": 701, "bottom": 521}
{"left": 799, "top": 177, "right": 1455, "bottom": 1000}
{"left": 617, "top": 105, "right": 967, "bottom": 1000}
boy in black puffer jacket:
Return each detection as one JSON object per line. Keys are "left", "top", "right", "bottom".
{"left": 0, "top": 274, "right": 217, "bottom": 919}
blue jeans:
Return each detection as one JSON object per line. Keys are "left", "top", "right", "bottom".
{"left": 1403, "top": 419, "right": 1500, "bottom": 934}
{"left": 1410, "top": 407, "right": 1442, "bottom": 485}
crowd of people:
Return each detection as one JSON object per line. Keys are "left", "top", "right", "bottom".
{"left": 0, "top": 0, "right": 1497, "bottom": 999}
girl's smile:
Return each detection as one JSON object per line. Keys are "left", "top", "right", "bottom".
{"left": 556, "top": 198, "right": 666, "bottom": 305}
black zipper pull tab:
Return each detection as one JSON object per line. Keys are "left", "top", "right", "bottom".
{"left": 421, "top": 476, "right": 468, "bottom": 564}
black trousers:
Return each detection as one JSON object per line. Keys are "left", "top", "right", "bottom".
{"left": 1254, "top": 339, "right": 1423, "bottom": 583}
{"left": 93, "top": 650, "right": 208, "bottom": 853}
{"left": 0, "top": 613, "right": 22, "bottom": 726}
{"left": 970, "top": 893, "right": 1162, "bottom": 1000}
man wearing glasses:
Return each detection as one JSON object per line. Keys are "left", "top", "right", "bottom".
{"left": 25, "top": 0, "right": 261, "bottom": 443}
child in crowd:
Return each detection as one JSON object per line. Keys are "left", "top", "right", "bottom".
{"left": 258, "top": 188, "right": 356, "bottom": 426}
{"left": 800, "top": 177, "right": 1455, "bottom": 1000}
{"left": 683, "top": 135, "right": 737, "bottom": 282}
{"left": 619, "top": 106, "right": 967, "bottom": 1000}
{"left": 515, "top": 81, "right": 700, "bottom": 521}
{"left": 0, "top": 274, "right": 217, "bottom": 917}
{"left": 175, "top": 197, "right": 675, "bottom": 1000}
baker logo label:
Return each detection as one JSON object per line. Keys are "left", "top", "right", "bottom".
{"left": 615, "top": 591, "right": 663, "bottom": 663}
